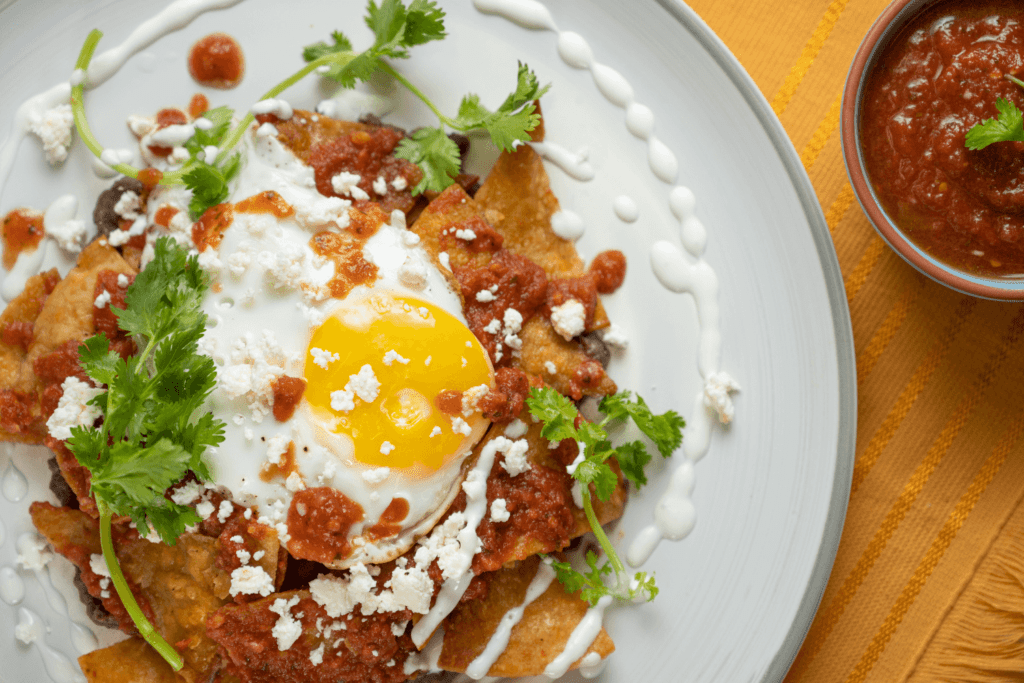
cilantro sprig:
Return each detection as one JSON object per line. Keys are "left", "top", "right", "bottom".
{"left": 66, "top": 238, "right": 224, "bottom": 670}
{"left": 965, "top": 75, "right": 1024, "bottom": 150}
{"left": 526, "top": 387, "right": 685, "bottom": 605}
{"left": 71, "top": 0, "right": 548, "bottom": 215}
{"left": 304, "top": 0, "right": 548, "bottom": 194}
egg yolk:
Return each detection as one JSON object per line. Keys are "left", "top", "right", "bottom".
{"left": 304, "top": 291, "right": 493, "bottom": 471}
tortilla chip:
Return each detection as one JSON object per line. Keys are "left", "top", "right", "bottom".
{"left": 28, "top": 240, "right": 133, "bottom": 362}
{"left": 469, "top": 419, "right": 625, "bottom": 573}
{"left": 0, "top": 268, "right": 59, "bottom": 442}
{"left": 408, "top": 184, "right": 493, "bottom": 270}
{"left": 272, "top": 111, "right": 369, "bottom": 163}
{"left": 474, "top": 145, "right": 584, "bottom": 277}
{"left": 274, "top": 110, "right": 422, "bottom": 216}
{"left": 0, "top": 268, "right": 57, "bottom": 391}
{"left": 411, "top": 185, "right": 616, "bottom": 399}
{"left": 438, "top": 555, "right": 614, "bottom": 677}
{"left": 207, "top": 588, "right": 415, "bottom": 683}
{"left": 79, "top": 637, "right": 178, "bottom": 683}
{"left": 0, "top": 241, "right": 134, "bottom": 445}
{"left": 517, "top": 317, "right": 617, "bottom": 399}
{"left": 31, "top": 502, "right": 279, "bottom": 683}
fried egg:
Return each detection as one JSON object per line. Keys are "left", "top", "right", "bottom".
{"left": 148, "top": 120, "right": 493, "bottom": 567}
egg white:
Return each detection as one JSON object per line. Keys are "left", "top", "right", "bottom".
{"left": 146, "top": 122, "right": 491, "bottom": 567}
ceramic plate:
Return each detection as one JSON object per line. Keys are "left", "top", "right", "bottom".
{"left": 0, "top": 1, "right": 855, "bottom": 681}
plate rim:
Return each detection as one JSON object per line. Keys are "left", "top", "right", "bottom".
{"left": 0, "top": 0, "right": 857, "bottom": 680}
{"left": 654, "top": 0, "right": 857, "bottom": 680}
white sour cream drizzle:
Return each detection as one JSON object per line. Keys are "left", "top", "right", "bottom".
{"left": 465, "top": 559, "right": 556, "bottom": 679}
{"left": 0, "top": 0, "right": 246, "bottom": 203}
{"left": 411, "top": 436, "right": 504, "bottom": 647}
{"left": 550, "top": 210, "right": 585, "bottom": 242}
{"left": 2, "top": 459, "right": 27, "bottom": 502}
{"left": 403, "top": 626, "right": 445, "bottom": 676}
{"left": 0, "top": 566, "right": 23, "bottom": 605}
{"left": 0, "top": 0, "right": 736, "bottom": 678}
{"left": 543, "top": 595, "right": 611, "bottom": 679}
{"left": 527, "top": 141, "right": 595, "bottom": 181}
{"left": 612, "top": 195, "right": 638, "bottom": 223}
{"left": 14, "top": 605, "right": 85, "bottom": 683}
{"left": 14, "top": 532, "right": 99, "bottom": 655}
{"left": 473, "top": 0, "right": 737, "bottom": 644}
{"left": 1, "top": 240, "right": 49, "bottom": 303}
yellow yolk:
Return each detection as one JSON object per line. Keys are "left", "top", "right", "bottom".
{"left": 304, "top": 291, "right": 493, "bottom": 471}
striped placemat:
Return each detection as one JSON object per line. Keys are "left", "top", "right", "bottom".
{"left": 684, "top": 0, "right": 1024, "bottom": 681}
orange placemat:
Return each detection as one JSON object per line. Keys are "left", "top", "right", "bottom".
{"left": 682, "top": 0, "right": 1024, "bottom": 681}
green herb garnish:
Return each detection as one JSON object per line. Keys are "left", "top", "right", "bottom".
{"left": 181, "top": 106, "right": 242, "bottom": 218}
{"left": 70, "top": 0, "right": 548, "bottom": 213}
{"left": 965, "top": 97, "right": 1024, "bottom": 150}
{"left": 526, "top": 387, "right": 685, "bottom": 605}
{"left": 964, "top": 75, "right": 1024, "bottom": 150}
{"left": 304, "top": 2, "right": 548, "bottom": 194}
{"left": 66, "top": 238, "right": 225, "bottom": 670}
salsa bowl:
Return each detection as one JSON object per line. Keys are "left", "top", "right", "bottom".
{"left": 843, "top": 0, "right": 1024, "bottom": 300}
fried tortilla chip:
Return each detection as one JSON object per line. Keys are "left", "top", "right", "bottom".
{"left": 468, "top": 418, "right": 625, "bottom": 574}
{"left": 408, "top": 184, "right": 494, "bottom": 270}
{"left": 274, "top": 110, "right": 423, "bottom": 216}
{"left": 28, "top": 240, "right": 134, "bottom": 361}
{"left": 79, "top": 637, "right": 178, "bottom": 683}
{"left": 517, "top": 317, "right": 617, "bottom": 399}
{"left": 207, "top": 588, "right": 414, "bottom": 683}
{"left": 410, "top": 183, "right": 616, "bottom": 398}
{"left": 0, "top": 241, "right": 134, "bottom": 444}
{"left": 0, "top": 268, "right": 59, "bottom": 442}
{"left": 438, "top": 555, "right": 614, "bottom": 677}
{"left": 475, "top": 120, "right": 610, "bottom": 330}
{"left": 31, "top": 502, "right": 279, "bottom": 683}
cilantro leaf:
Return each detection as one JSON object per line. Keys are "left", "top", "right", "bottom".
{"left": 394, "top": 128, "right": 461, "bottom": 194}
{"left": 966, "top": 97, "right": 1024, "bottom": 150}
{"left": 599, "top": 391, "right": 685, "bottom": 458}
{"left": 523, "top": 383, "right": 580, "bottom": 443}
{"left": 183, "top": 106, "right": 234, "bottom": 157}
{"left": 402, "top": 0, "right": 446, "bottom": 46}
{"left": 550, "top": 558, "right": 588, "bottom": 594}
{"left": 77, "top": 334, "right": 120, "bottom": 387}
{"left": 527, "top": 385, "right": 684, "bottom": 606}
{"left": 304, "top": 8, "right": 544, "bottom": 194}
{"left": 71, "top": 237, "right": 223, "bottom": 532}
{"left": 305, "top": 0, "right": 447, "bottom": 88}
{"left": 451, "top": 63, "right": 548, "bottom": 152}
{"left": 183, "top": 159, "right": 238, "bottom": 219}
{"left": 303, "top": 30, "right": 353, "bottom": 63}
{"left": 613, "top": 441, "right": 653, "bottom": 488}
{"left": 547, "top": 552, "right": 658, "bottom": 607}
{"left": 65, "top": 237, "right": 225, "bottom": 670}
{"left": 574, "top": 457, "right": 619, "bottom": 502}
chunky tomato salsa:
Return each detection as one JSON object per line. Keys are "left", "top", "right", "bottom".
{"left": 862, "top": 0, "right": 1024, "bottom": 275}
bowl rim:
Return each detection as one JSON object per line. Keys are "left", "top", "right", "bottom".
{"left": 841, "top": 0, "right": 1024, "bottom": 301}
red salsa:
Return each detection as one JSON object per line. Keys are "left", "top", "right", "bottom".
{"left": 1, "top": 209, "right": 43, "bottom": 270}
{"left": 862, "top": 1, "right": 1024, "bottom": 275}
{"left": 188, "top": 33, "right": 245, "bottom": 89}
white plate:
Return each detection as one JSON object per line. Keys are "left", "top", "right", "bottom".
{"left": 0, "top": 1, "right": 855, "bottom": 682}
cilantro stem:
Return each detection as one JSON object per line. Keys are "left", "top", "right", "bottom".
{"left": 210, "top": 52, "right": 357, "bottom": 172}
{"left": 579, "top": 472, "right": 626, "bottom": 578}
{"left": 376, "top": 61, "right": 451, "bottom": 126}
{"left": 96, "top": 499, "right": 183, "bottom": 671}
{"left": 70, "top": 30, "right": 140, "bottom": 180}
{"left": 1007, "top": 74, "right": 1024, "bottom": 90}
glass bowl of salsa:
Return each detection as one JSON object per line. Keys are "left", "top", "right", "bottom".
{"left": 843, "top": 0, "right": 1024, "bottom": 299}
